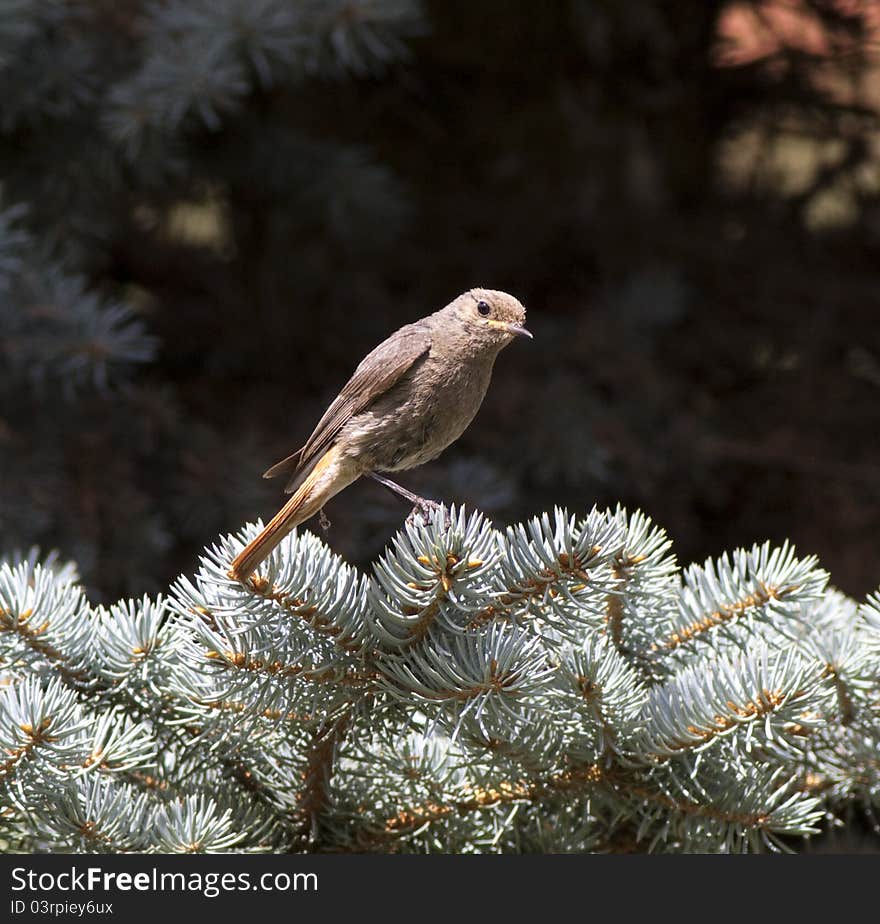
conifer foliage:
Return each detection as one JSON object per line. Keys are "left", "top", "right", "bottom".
{"left": 2, "top": 507, "right": 879, "bottom": 853}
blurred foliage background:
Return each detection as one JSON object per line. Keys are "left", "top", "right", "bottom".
{"left": 1, "top": 0, "right": 878, "bottom": 606}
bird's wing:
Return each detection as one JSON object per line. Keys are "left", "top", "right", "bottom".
{"left": 263, "top": 322, "right": 432, "bottom": 492}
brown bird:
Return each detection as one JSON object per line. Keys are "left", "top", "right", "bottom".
{"left": 228, "top": 288, "right": 531, "bottom": 582}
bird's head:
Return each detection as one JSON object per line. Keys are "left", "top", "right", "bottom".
{"left": 450, "top": 288, "right": 531, "bottom": 349}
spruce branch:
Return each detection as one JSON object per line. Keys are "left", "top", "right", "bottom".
{"left": 658, "top": 541, "right": 829, "bottom": 663}
{"left": 639, "top": 645, "right": 824, "bottom": 757}
{"left": 300, "top": 0, "right": 428, "bottom": 78}
{"left": 0, "top": 560, "right": 94, "bottom": 684}
{"left": 0, "top": 199, "right": 157, "bottom": 395}
{"left": 1, "top": 505, "right": 878, "bottom": 853}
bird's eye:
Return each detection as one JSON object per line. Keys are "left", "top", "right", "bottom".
{"left": 477, "top": 300, "right": 491, "bottom": 316}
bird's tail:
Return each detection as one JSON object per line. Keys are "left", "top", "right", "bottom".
{"left": 228, "top": 445, "right": 357, "bottom": 583}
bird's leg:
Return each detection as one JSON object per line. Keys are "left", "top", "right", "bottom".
{"left": 367, "top": 472, "right": 444, "bottom": 523}
{"left": 368, "top": 472, "right": 430, "bottom": 507}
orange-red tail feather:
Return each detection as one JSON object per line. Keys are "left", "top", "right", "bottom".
{"left": 228, "top": 446, "right": 355, "bottom": 582}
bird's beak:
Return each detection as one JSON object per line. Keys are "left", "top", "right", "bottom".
{"left": 488, "top": 319, "right": 533, "bottom": 339}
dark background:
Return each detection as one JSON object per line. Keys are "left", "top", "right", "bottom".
{"left": 1, "top": 0, "right": 878, "bottom": 604}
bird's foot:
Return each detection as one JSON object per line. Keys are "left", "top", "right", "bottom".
{"left": 368, "top": 472, "right": 449, "bottom": 527}
{"left": 318, "top": 509, "right": 332, "bottom": 532}
{"left": 406, "top": 498, "right": 449, "bottom": 528}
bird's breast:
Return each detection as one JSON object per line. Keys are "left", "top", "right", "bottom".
{"left": 340, "top": 353, "right": 496, "bottom": 472}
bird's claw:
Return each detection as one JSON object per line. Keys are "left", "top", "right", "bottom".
{"left": 406, "top": 498, "right": 449, "bottom": 528}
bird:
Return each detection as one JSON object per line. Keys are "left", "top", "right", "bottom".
{"left": 228, "top": 288, "right": 531, "bottom": 582}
